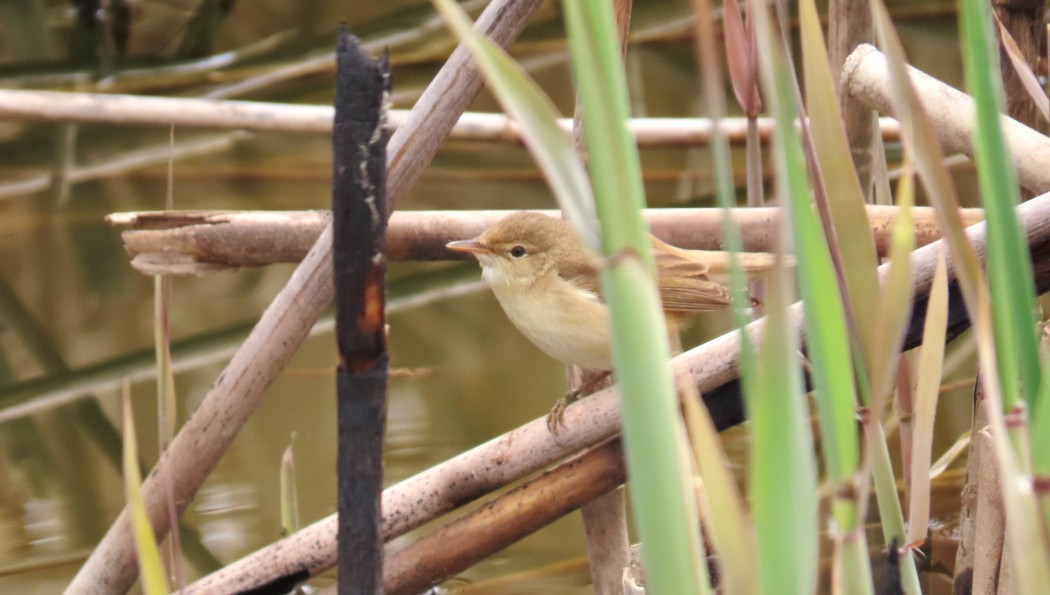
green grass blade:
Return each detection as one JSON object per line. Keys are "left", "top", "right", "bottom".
{"left": 123, "top": 381, "right": 170, "bottom": 595}
{"left": 959, "top": 0, "right": 1042, "bottom": 423}
{"left": 869, "top": 7, "right": 987, "bottom": 313}
{"left": 753, "top": 5, "right": 870, "bottom": 592}
{"left": 430, "top": 0, "right": 599, "bottom": 249}
{"left": 562, "top": 0, "right": 709, "bottom": 590}
{"left": 754, "top": 5, "right": 858, "bottom": 496}
{"left": 750, "top": 256, "right": 818, "bottom": 595}
{"left": 690, "top": 0, "right": 756, "bottom": 389}
{"left": 872, "top": 3, "right": 1050, "bottom": 588}
{"left": 868, "top": 426, "right": 921, "bottom": 595}
{"left": 958, "top": 0, "right": 1050, "bottom": 584}
{"left": 601, "top": 259, "right": 709, "bottom": 594}
{"left": 280, "top": 438, "right": 300, "bottom": 536}
{"left": 154, "top": 276, "right": 177, "bottom": 445}
{"left": 560, "top": 0, "right": 648, "bottom": 255}
{"left": 799, "top": 0, "right": 881, "bottom": 370}
{"left": 870, "top": 0, "right": 1013, "bottom": 453}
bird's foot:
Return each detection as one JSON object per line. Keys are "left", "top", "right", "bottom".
{"left": 546, "top": 388, "right": 582, "bottom": 434}
{"left": 546, "top": 371, "right": 611, "bottom": 434}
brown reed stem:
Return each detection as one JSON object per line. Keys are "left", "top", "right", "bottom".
{"left": 383, "top": 439, "right": 626, "bottom": 595}
{"left": 107, "top": 206, "right": 984, "bottom": 276}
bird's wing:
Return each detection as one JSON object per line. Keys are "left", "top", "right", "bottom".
{"left": 555, "top": 254, "right": 604, "bottom": 300}
{"left": 651, "top": 236, "right": 733, "bottom": 312}
{"left": 658, "top": 275, "right": 733, "bottom": 312}
{"left": 693, "top": 250, "right": 786, "bottom": 283}
{"left": 553, "top": 237, "right": 736, "bottom": 311}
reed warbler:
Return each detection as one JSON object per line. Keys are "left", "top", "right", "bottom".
{"left": 447, "top": 211, "right": 779, "bottom": 428}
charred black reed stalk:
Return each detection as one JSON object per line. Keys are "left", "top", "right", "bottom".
{"left": 332, "top": 33, "right": 390, "bottom": 594}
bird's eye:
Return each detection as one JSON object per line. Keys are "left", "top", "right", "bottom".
{"left": 510, "top": 245, "right": 526, "bottom": 259}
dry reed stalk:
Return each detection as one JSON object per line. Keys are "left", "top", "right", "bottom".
{"left": 954, "top": 316, "right": 1050, "bottom": 591}
{"left": 623, "top": 544, "right": 646, "bottom": 593}
{"left": 842, "top": 43, "right": 1050, "bottom": 193}
{"left": 0, "top": 88, "right": 334, "bottom": 131}
{"left": 0, "top": 31, "right": 297, "bottom": 92}
{"left": 331, "top": 34, "right": 389, "bottom": 593}
{"left": 0, "top": 132, "right": 250, "bottom": 200}
{"left": 106, "top": 206, "right": 985, "bottom": 276}
{"left": 179, "top": 189, "right": 1050, "bottom": 595}
{"left": 828, "top": 0, "right": 876, "bottom": 201}
{"left": 993, "top": 0, "right": 1045, "bottom": 130}
{"left": 580, "top": 486, "right": 629, "bottom": 594}
{"left": 382, "top": 439, "right": 626, "bottom": 595}
{"left": 0, "top": 86, "right": 901, "bottom": 147}
{"left": 65, "top": 0, "right": 546, "bottom": 591}
{"left": 953, "top": 365, "right": 990, "bottom": 593}
{"left": 973, "top": 428, "right": 1008, "bottom": 593}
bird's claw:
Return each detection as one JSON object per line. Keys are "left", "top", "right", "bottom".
{"left": 546, "top": 371, "right": 611, "bottom": 434}
{"left": 546, "top": 388, "right": 582, "bottom": 434}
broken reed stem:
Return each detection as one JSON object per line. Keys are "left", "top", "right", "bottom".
{"left": 332, "top": 33, "right": 389, "bottom": 594}
{"left": 842, "top": 43, "right": 1050, "bottom": 193}
{"left": 106, "top": 206, "right": 984, "bottom": 276}
{"left": 66, "top": 0, "right": 546, "bottom": 590}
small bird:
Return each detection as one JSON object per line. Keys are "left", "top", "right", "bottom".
{"left": 447, "top": 211, "right": 781, "bottom": 428}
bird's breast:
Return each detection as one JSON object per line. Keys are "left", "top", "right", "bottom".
{"left": 485, "top": 273, "right": 613, "bottom": 371}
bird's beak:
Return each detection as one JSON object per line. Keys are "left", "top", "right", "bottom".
{"left": 446, "top": 239, "right": 493, "bottom": 255}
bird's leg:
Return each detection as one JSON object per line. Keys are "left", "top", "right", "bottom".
{"left": 546, "top": 323, "right": 686, "bottom": 433}
{"left": 547, "top": 369, "right": 611, "bottom": 433}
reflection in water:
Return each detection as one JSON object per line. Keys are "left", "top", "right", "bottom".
{"left": 196, "top": 481, "right": 260, "bottom": 561}
{"left": 23, "top": 498, "right": 69, "bottom": 553}
{"left": 385, "top": 387, "right": 434, "bottom": 470}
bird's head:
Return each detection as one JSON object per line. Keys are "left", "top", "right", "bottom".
{"left": 446, "top": 212, "right": 581, "bottom": 287}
